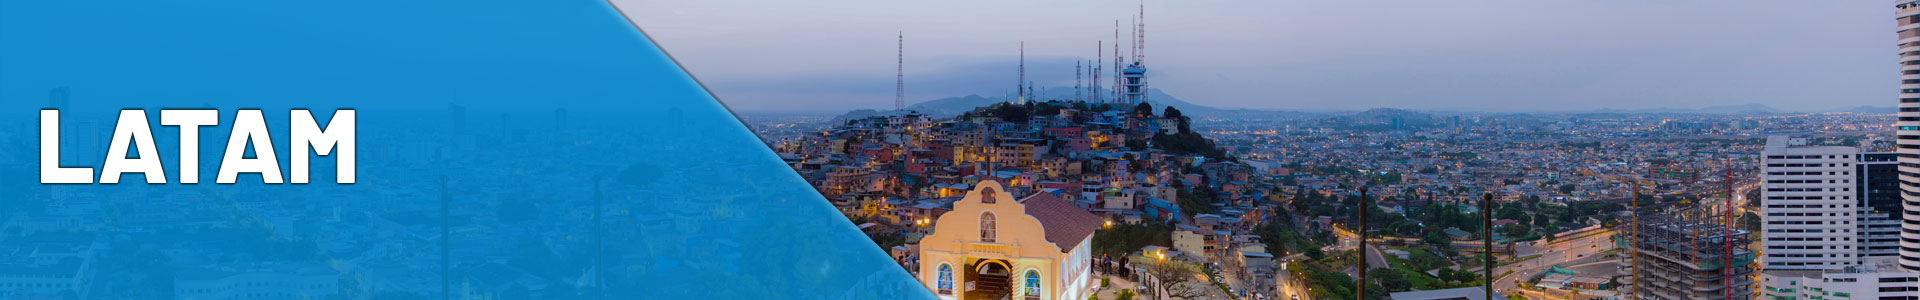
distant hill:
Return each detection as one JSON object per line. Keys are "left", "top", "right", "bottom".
{"left": 1696, "top": 103, "right": 1784, "bottom": 115}
{"left": 905, "top": 86, "right": 1231, "bottom": 118}
{"left": 1823, "top": 105, "right": 1895, "bottom": 114}
{"left": 1572, "top": 103, "right": 1786, "bottom": 115}
{"left": 1574, "top": 103, "right": 1903, "bottom": 115}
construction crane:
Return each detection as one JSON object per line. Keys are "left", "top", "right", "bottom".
{"left": 1579, "top": 167, "right": 1656, "bottom": 300}
{"left": 1716, "top": 155, "right": 1741, "bottom": 300}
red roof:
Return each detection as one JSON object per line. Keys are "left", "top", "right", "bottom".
{"left": 1020, "top": 192, "right": 1103, "bottom": 252}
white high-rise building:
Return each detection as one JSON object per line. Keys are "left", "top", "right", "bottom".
{"left": 1759, "top": 136, "right": 1918, "bottom": 300}
{"left": 1761, "top": 135, "right": 1861, "bottom": 270}
{"left": 1898, "top": 0, "right": 1920, "bottom": 272}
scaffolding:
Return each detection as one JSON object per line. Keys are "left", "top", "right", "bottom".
{"left": 1631, "top": 209, "right": 1755, "bottom": 300}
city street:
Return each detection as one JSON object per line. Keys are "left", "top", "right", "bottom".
{"left": 1493, "top": 229, "right": 1618, "bottom": 296}
{"left": 1276, "top": 255, "right": 1312, "bottom": 300}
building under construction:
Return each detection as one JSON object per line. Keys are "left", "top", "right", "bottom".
{"left": 1631, "top": 209, "right": 1755, "bottom": 300}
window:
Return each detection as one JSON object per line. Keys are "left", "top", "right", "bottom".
{"left": 981, "top": 212, "right": 997, "bottom": 242}
{"left": 982, "top": 187, "right": 998, "bottom": 203}
{"left": 1025, "top": 270, "right": 1042, "bottom": 300}
{"left": 937, "top": 264, "right": 953, "bottom": 295}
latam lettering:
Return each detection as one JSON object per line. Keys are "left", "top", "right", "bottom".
{"left": 39, "top": 109, "right": 355, "bottom": 184}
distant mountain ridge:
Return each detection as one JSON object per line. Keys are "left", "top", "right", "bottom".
{"left": 904, "top": 86, "right": 1222, "bottom": 118}
{"left": 870, "top": 87, "right": 1887, "bottom": 121}
{"left": 1824, "top": 105, "right": 1895, "bottom": 114}
{"left": 1571, "top": 103, "right": 1895, "bottom": 115}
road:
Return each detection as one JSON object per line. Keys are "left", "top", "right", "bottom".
{"left": 1491, "top": 229, "right": 1618, "bottom": 296}
{"left": 1276, "top": 255, "right": 1312, "bottom": 300}
{"left": 1327, "top": 225, "right": 1388, "bottom": 276}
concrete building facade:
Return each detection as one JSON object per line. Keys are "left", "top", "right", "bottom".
{"left": 1762, "top": 135, "right": 1862, "bottom": 270}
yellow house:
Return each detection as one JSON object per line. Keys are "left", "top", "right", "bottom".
{"left": 919, "top": 181, "right": 1101, "bottom": 300}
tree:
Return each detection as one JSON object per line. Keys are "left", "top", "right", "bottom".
{"left": 1304, "top": 246, "right": 1327, "bottom": 260}
{"left": 1440, "top": 268, "right": 1477, "bottom": 283}
{"left": 1503, "top": 224, "right": 1531, "bottom": 238}
{"left": 1422, "top": 228, "right": 1452, "bottom": 252}
{"left": 1176, "top": 188, "right": 1220, "bottom": 219}
{"left": 1740, "top": 211, "right": 1761, "bottom": 231}
{"left": 1140, "top": 259, "right": 1203, "bottom": 299}
{"left": 1371, "top": 267, "right": 1411, "bottom": 292}
{"left": 1092, "top": 223, "right": 1173, "bottom": 258}
{"left": 1496, "top": 203, "right": 1524, "bottom": 220}
{"left": 993, "top": 103, "right": 1032, "bottom": 123}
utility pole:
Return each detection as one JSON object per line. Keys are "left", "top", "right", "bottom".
{"left": 1482, "top": 193, "right": 1493, "bottom": 300}
{"left": 1357, "top": 187, "right": 1369, "bottom": 300}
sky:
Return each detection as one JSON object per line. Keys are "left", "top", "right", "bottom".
{"left": 615, "top": 1, "right": 1894, "bottom": 113}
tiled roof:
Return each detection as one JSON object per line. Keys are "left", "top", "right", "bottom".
{"left": 1020, "top": 192, "right": 1102, "bottom": 252}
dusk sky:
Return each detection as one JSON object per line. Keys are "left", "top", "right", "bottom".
{"left": 616, "top": 1, "right": 1892, "bottom": 113}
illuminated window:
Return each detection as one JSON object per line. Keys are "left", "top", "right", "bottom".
{"left": 937, "top": 264, "right": 953, "bottom": 295}
{"left": 981, "top": 212, "right": 997, "bottom": 242}
{"left": 1025, "top": 270, "right": 1042, "bottom": 299}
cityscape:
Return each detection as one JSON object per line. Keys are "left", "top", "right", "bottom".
{"left": 3, "top": 1, "right": 1920, "bottom": 300}
{"left": 732, "top": 3, "right": 1920, "bottom": 300}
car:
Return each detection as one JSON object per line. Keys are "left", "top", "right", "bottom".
{"left": 1292, "top": 294, "right": 1300, "bottom": 300}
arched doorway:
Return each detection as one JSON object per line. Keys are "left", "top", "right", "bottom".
{"left": 965, "top": 259, "right": 1013, "bottom": 300}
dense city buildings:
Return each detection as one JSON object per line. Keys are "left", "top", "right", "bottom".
{"left": 739, "top": 94, "right": 1907, "bottom": 300}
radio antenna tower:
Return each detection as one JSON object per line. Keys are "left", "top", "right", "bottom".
{"left": 1130, "top": 16, "right": 1137, "bottom": 66}
{"left": 1094, "top": 41, "right": 1102, "bottom": 103}
{"left": 896, "top": 32, "right": 905, "bottom": 111}
{"left": 1018, "top": 41, "right": 1025, "bottom": 103}
{"left": 1075, "top": 60, "right": 1083, "bottom": 102}
{"left": 1137, "top": 3, "right": 1148, "bottom": 104}
{"left": 1113, "top": 21, "right": 1122, "bottom": 104}
{"left": 1136, "top": 2, "right": 1146, "bottom": 64}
